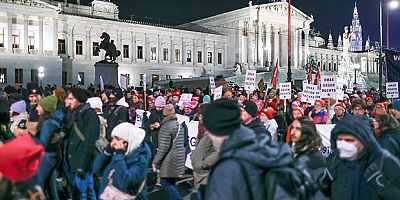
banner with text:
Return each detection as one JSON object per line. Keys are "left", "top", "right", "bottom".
{"left": 209, "top": 76, "right": 216, "bottom": 92}
{"left": 321, "top": 75, "right": 337, "bottom": 98}
{"left": 386, "top": 82, "right": 399, "bottom": 98}
{"left": 385, "top": 49, "right": 400, "bottom": 83}
{"left": 244, "top": 70, "right": 257, "bottom": 92}
{"left": 178, "top": 93, "right": 193, "bottom": 107}
{"left": 214, "top": 86, "right": 223, "bottom": 100}
{"left": 279, "top": 82, "right": 292, "bottom": 99}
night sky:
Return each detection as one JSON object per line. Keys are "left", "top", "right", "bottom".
{"left": 70, "top": 0, "right": 400, "bottom": 50}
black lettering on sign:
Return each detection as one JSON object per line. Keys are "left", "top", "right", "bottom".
{"left": 190, "top": 137, "right": 197, "bottom": 147}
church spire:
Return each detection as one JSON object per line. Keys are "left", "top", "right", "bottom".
{"left": 337, "top": 35, "right": 343, "bottom": 51}
{"left": 327, "top": 31, "right": 334, "bottom": 50}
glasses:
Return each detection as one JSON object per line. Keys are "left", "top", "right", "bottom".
{"left": 353, "top": 107, "right": 364, "bottom": 111}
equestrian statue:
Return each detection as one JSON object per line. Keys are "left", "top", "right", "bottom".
{"left": 96, "top": 32, "right": 121, "bottom": 63}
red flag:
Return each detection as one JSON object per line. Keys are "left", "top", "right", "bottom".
{"left": 307, "top": 63, "right": 313, "bottom": 84}
{"left": 271, "top": 59, "right": 279, "bottom": 88}
{"left": 314, "top": 64, "right": 321, "bottom": 85}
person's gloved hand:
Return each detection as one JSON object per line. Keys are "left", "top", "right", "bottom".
{"left": 104, "top": 144, "right": 115, "bottom": 155}
{"left": 76, "top": 169, "right": 85, "bottom": 179}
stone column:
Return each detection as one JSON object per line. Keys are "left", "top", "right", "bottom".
{"left": 170, "top": 37, "right": 173, "bottom": 64}
{"left": 293, "top": 29, "right": 298, "bottom": 69}
{"left": 131, "top": 32, "right": 135, "bottom": 62}
{"left": 157, "top": 35, "right": 161, "bottom": 64}
{"left": 304, "top": 29, "right": 309, "bottom": 67}
{"left": 68, "top": 27, "right": 74, "bottom": 57}
{"left": 237, "top": 21, "right": 242, "bottom": 63}
{"left": 182, "top": 37, "right": 185, "bottom": 65}
{"left": 247, "top": 21, "right": 253, "bottom": 66}
{"left": 39, "top": 16, "right": 44, "bottom": 55}
{"left": 203, "top": 40, "right": 207, "bottom": 66}
{"left": 273, "top": 26, "right": 280, "bottom": 65}
{"left": 7, "top": 14, "right": 12, "bottom": 53}
{"left": 85, "top": 29, "right": 90, "bottom": 59}
{"left": 297, "top": 29, "right": 302, "bottom": 68}
{"left": 193, "top": 39, "right": 196, "bottom": 65}
{"left": 213, "top": 41, "right": 216, "bottom": 67}
{"left": 144, "top": 34, "right": 148, "bottom": 62}
{"left": 53, "top": 19, "right": 58, "bottom": 56}
{"left": 23, "top": 15, "right": 29, "bottom": 54}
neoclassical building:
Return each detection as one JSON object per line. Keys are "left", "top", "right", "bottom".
{"left": 0, "top": 0, "right": 379, "bottom": 88}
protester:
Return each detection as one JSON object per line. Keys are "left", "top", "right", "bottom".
{"left": 285, "top": 106, "right": 305, "bottom": 143}
{"left": 152, "top": 104, "right": 185, "bottom": 200}
{"left": 290, "top": 117, "right": 328, "bottom": 199}
{"left": 64, "top": 88, "right": 100, "bottom": 199}
{"left": 331, "top": 102, "right": 347, "bottom": 124}
{"left": 309, "top": 100, "right": 328, "bottom": 124}
{"left": 258, "top": 107, "right": 277, "bottom": 140}
{"left": 240, "top": 100, "right": 271, "bottom": 139}
{"left": 9, "top": 114, "right": 29, "bottom": 138}
{"left": 27, "top": 83, "right": 42, "bottom": 122}
{"left": 87, "top": 97, "right": 108, "bottom": 152}
{"left": 204, "top": 99, "right": 293, "bottom": 199}
{"left": 374, "top": 114, "right": 400, "bottom": 159}
{"left": 103, "top": 88, "right": 129, "bottom": 140}
{"left": 148, "top": 96, "right": 166, "bottom": 156}
{"left": 318, "top": 115, "right": 400, "bottom": 199}
{"left": 35, "top": 95, "right": 63, "bottom": 200}
{"left": 93, "top": 123, "right": 151, "bottom": 199}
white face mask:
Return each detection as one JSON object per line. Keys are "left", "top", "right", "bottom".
{"left": 336, "top": 140, "right": 358, "bottom": 159}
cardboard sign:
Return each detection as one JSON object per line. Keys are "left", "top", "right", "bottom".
{"left": 279, "top": 82, "right": 292, "bottom": 99}
{"left": 321, "top": 75, "right": 336, "bottom": 98}
{"left": 209, "top": 76, "right": 216, "bottom": 92}
{"left": 303, "top": 83, "right": 316, "bottom": 104}
{"left": 336, "top": 86, "right": 344, "bottom": 101}
{"left": 386, "top": 82, "right": 399, "bottom": 98}
{"left": 258, "top": 78, "right": 265, "bottom": 91}
{"left": 214, "top": 86, "right": 223, "bottom": 100}
{"left": 134, "top": 109, "right": 151, "bottom": 128}
{"left": 119, "top": 74, "right": 128, "bottom": 89}
{"left": 316, "top": 124, "right": 336, "bottom": 157}
{"left": 184, "top": 121, "right": 200, "bottom": 169}
{"left": 244, "top": 70, "right": 257, "bottom": 92}
{"left": 178, "top": 93, "right": 193, "bottom": 107}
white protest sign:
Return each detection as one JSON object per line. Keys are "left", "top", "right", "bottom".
{"left": 184, "top": 121, "right": 200, "bottom": 169}
{"left": 321, "top": 75, "right": 337, "bottom": 98}
{"left": 178, "top": 93, "right": 193, "bottom": 107}
{"left": 315, "top": 89, "right": 321, "bottom": 100}
{"left": 176, "top": 114, "right": 190, "bottom": 125}
{"left": 244, "top": 70, "right": 257, "bottom": 92}
{"left": 279, "top": 82, "right": 292, "bottom": 99}
{"left": 119, "top": 74, "right": 128, "bottom": 89}
{"left": 134, "top": 109, "right": 151, "bottom": 128}
{"left": 209, "top": 76, "right": 216, "bottom": 92}
{"left": 213, "top": 86, "right": 223, "bottom": 100}
{"left": 386, "top": 82, "right": 399, "bottom": 98}
{"left": 302, "top": 83, "right": 316, "bottom": 104}
{"left": 336, "top": 86, "right": 344, "bottom": 101}
{"left": 316, "top": 124, "right": 336, "bottom": 157}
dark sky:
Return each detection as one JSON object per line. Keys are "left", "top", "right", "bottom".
{"left": 72, "top": 0, "right": 400, "bottom": 50}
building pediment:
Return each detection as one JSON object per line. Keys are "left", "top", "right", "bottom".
{"left": 0, "top": 0, "right": 61, "bottom": 11}
{"left": 261, "top": 2, "right": 313, "bottom": 22}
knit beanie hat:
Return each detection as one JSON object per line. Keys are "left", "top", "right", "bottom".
{"left": 334, "top": 102, "right": 346, "bottom": 112}
{"left": 315, "top": 99, "right": 326, "bottom": 108}
{"left": 202, "top": 95, "right": 211, "bottom": 104}
{"left": 241, "top": 100, "right": 258, "bottom": 117}
{"left": 69, "top": 87, "right": 87, "bottom": 103}
{"left": 27, "top": 83, "right": 41, "bottom": 96}
{"left": 38, "top": 96, "right": 58, "bottom": 113}
{"left": 87, "top": 97, "right": 103, "bottom": 114}
{"left": 259, "top": 107, "right": 276, "bottom": 120}
{"left": 203, "top": 99, "right": 241, "bottom": 136}
{"left": 10, "top": 100, "right": 26, "bottom": 114}
{"left": 111, "top": 88, "right": 124, "bottom": 100}
{"left": 155, "top": 96, "right": 166, "bottom": 107}
{"left": 163, "top": 104, "right": 176, "bottom": 116}
{"left": 267, "top": 97, "right": 279, "bottom": 110}
{"left": 292, "top": 106, "right": 304, "bottom": 116}
{"left": 0, "top": 134, "right": 44, "bottom": 182}
{"left": 111, "top": 122, "right": 145, "bottom": 155}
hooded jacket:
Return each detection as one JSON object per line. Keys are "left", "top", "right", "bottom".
{"left": 320, "top": 115, "right": 400, "bottom": 200}
{"left": 243, "top": 118, "right": 271, "bottom": 139}
{"left": 206, "top": 126, "right": 293, "bottom": 200}
{"left": 378, "top": 128, "right": 400, "bottom": 160}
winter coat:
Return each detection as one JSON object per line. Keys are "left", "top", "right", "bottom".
{"left": 295, "top": 150, "right": 329, "bottom": 200}
{"left": 378, "top": 128, "right": 400, "bottom": 160}
{"left": 93, "top": 143, "right": 151, "bottom": 200}
{"left": 66, "top": 103, "right": 100, "bottom": 172}
{"left": 319, "top": 115, "right": 400, "bottom": 200}
{"left": 310, "top": 109, "right": 328, "bottom": 124}
{"left": 263, "top": 119, "right": 278, "bottom": 140}
{"left": 153, "top": 115, "right": 186, "bottom": 178}
{"left": 243, "top": 118, "right": 271, "bottom": 140}
{"left": 36, "top": 109, "right": 63, "bottom": 152}
{"left": 331, "top": 113, "right": 346, "bottom": 124}
{"left": 191, "top": 134, "right": 218, "bottom": 189}
{"left": 103, "top": 100, "right": 129, "bottom": 140}
{"left": 206, "top": 126, "right": 293, "bottom": 200}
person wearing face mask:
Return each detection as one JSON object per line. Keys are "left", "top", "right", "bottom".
{"left": 290, "top": 117, "right": 329, "bottom": 200}
{"left": 318, "top": 115, "right": 400, "bottom": 200}
{"left": 373, "top": 114, "right": 400, "bottom": 160}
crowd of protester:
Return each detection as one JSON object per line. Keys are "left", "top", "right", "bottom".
{"left": 0, "top": 81, "right": 400, "bottom": 200}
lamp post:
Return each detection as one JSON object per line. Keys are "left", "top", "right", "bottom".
{"left": 38, "top": 66, "right": 45, "bottom": 87}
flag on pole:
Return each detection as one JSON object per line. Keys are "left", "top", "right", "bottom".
{"left": 99, "top": 76, "right": 104, "bottom": 91}
{"left": 307, "top": 63, "right": 313, "bottom": 84}
{"left": 271, "top": 59, "right": 279, "bottom": 88}
{"left": 314, "top": 64, "right": 321, "bottom": 85}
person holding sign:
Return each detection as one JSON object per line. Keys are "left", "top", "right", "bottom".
{"left": 309, "top": 100, "right": 328, "bottom": 124}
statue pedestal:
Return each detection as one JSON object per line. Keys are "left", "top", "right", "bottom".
{"left": 94, "top": 61, "right": 119, "bottom": 86}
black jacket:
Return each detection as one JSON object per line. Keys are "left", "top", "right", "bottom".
{"left": 66, "top": 103, "right": 100, "bottom": 172}
{"left": 378, "top": 128, "right": 400, "bottom": 160}
{"left": 103, "top": 101, "right": 129, "bottom": 140}
{"left": 206, "top": 126, "right": 293, "bottom": 200}
{"left": 243, "top": 118, "right": 271, "bottom": 139}
{"left": 319, "top": 115, "right": 400, "bottom": 200}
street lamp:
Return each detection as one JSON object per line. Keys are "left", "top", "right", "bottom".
{"left": 38, "top": 66, "right": 45, "bottom": 87}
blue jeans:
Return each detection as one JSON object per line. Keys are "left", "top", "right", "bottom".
{"left": 38, "top": 151, "right": 61, "bottom": 200}
{"left": 160, "top": 178, "right": 182, "bottom": 200}
{"left": 64, "top": 164, "right": 97, "bottom": 200}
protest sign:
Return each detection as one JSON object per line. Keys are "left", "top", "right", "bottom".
{"left": 178, "top": 93, "right": 193, "bottom": 107}
{"left": 316, "top": 124, "right": 335, "bottom": 157}
{"left": 321, "top": 75, "right": 336, "bottom": 98}
{"left": 214, "top": 86, "right": 223, "bottom": 100}
{"left": 119, "top": 74, "right": 128, "bottom": 89}
{"left": 336, "top": 86, "right": 344, "bottom": 100}
{"left": 134, "top": 109, "right": 151, "bottom": 128}
{"left": 209, "top": 76, "right": 216, "bottom": 92}
{"left": 244, "top": 70, "right": 257, "bottom": 92}
{"left": 279, "top": 82, "right": 292, "bottom": 99}
{"left": 386, "top": 82, "right": 399, "bottom": 98}
{"left": 302, "top": 83, "right": 316, "bottom": 104}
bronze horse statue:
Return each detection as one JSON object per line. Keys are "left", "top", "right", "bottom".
{"left": 96, "top": 32, "right": 121, "bottom": 62}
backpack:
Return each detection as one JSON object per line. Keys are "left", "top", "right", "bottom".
{"left": 224, "top": 157, "right": 317, "bottom": 200}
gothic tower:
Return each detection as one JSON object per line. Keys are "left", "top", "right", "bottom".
{"left": 337, "top": 35, "right": 343, "bottom": 51}
{"left": 349, "top": 2, "right": 363, "bottom": 52}
{"left": 327, "top": 31, "right": 334, "bottom": 50}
